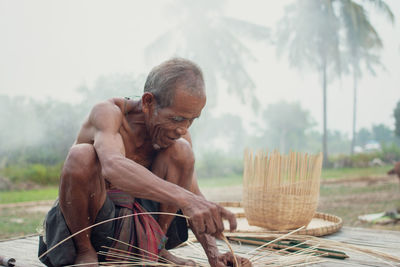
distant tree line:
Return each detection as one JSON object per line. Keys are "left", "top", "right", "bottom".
{"left": 1, "top": 83, "right": 399, "bottom": 186}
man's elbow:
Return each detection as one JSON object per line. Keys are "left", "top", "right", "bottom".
{"left": 100, "top": 155, "right": 123, "bottom": 179}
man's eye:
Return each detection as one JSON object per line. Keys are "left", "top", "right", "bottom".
{"left": 171, "top": 116, "right": 185, "bottom": 122}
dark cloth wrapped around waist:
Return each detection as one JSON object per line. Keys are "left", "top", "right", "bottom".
{"left": 38, "top": 189, "right": 188, "bottom": 266}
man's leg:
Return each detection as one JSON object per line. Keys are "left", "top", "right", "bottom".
{"left": 151, "top": 138, "right": 195, "bottom": 234}
{"left": 151, "top": 139, "right": 197, "bottom": 265}
{"left": 59, "top": 144, "right": 107, "bottom": 266}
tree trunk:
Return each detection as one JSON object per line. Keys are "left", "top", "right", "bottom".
{"left": 351, "top": 72, "right": 358, "bottom": 155}
{"left": 322, "top": 63, "right": 328, "bottom": 168}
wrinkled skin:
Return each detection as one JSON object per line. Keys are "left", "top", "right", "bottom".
{"left": 58, "top": 83, "right": 240, "bottom": 266}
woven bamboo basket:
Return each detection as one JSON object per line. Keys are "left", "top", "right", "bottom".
{"left": 243, "top": 150, "right": 323, "bottom": 230}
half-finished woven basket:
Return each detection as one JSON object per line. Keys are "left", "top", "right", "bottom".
{"left": 243, "top": 150, "right": 323, "bottom": 230}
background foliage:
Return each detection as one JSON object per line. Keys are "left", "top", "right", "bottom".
{"left": 0, "top": 81, "right": 399, "bottom": 186}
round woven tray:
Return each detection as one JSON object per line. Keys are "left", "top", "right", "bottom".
{"left": 220, "top": 202, "right": 343, "bottom": 237}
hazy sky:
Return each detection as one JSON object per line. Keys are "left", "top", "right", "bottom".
{"left": 0, "top": 0, "right": 399, "bottom": 136}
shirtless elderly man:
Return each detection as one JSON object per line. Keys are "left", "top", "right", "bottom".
{"left": 39, "top": 58, "right": 250, "bottom": 267}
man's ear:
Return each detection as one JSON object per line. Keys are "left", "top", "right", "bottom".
{"left": 142, "top": 92, "right": 157, "bottom": 113}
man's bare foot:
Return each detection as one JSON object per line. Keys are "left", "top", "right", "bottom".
{"left": 75, "top": 249, "right": 99, "bottom": 267}
{"left": 159, "top": 248, "right": 197, "bottom": 266}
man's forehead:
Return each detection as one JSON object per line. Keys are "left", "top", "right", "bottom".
{"left": 175, "top": 89, "right": 204, "bottom": 102}
{"left": 163, "top": 89, "right": 205, "bottom": 116}
{"left": 174, "top": 84, "right": 205, "bottom": 98}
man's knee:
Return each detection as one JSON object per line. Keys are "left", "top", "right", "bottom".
{"left": 60, "top": 144, "right": 106, "bottom": 223}
{"left": 61, "top": 144, "right": 99, "bottom": 183}
{"left": 162, "top": 138, "right": 195, "bottom": 170}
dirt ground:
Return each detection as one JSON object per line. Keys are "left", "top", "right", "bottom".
{"left": 1, "top": 174, "right": 400, "bottom": 239}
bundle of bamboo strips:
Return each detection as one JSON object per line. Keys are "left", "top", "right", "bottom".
{"left": 168, "top": 226, "right": 325, "bottom": 267}
{"left": 243, "top": 150, "right": 323, "bottom": 230}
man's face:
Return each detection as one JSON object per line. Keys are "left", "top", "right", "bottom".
{"left": 145, "top": 87, "right": 206, "bottom": 149}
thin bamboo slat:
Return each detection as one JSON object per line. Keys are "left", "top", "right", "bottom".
{"left": 243, "top": 150, "right": 323, "bottom": 231}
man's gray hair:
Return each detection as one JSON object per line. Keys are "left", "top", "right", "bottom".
{"left": 144, "top": 58, "right": 205, "bottom": 108}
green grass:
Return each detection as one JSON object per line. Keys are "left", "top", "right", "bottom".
{"left": 198, "top": 174, "right": 243, "bottom": 188}
{"left": 321, "top": 165, "right": 391, "bottom": 180}
{"left": 198, "top": 165, "right": 392, "bottom": 187}
{"left": 0, "top": 165, "right": 391, "bottom": 204}
{"left": 0, "top": 187, "right": 58, "bottom": 204}
{"left": 320, "top": 183, "right": 395, "bottom": 195}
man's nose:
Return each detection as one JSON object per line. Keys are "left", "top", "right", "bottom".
{"left": 175, "top": 120, "right": 192, "bottom": 136}
{"left": 176, "top": 126, "right": 187, "bottom": 136}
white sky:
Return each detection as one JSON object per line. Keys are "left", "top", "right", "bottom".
{"left": 0, "top": 0, "right": 399, "bottom": 136}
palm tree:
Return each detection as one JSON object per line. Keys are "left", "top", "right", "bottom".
{"left": 145, "top": 0, "right": 270, "bottom": 109}
{"left": 338, "top": 0, "right": 394, "bottom": 155}
{"left": 276, "top": 0, "right": 342, "bottom": 167}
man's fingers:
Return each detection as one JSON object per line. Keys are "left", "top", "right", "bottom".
{"left": 241, "top": 257, "right": 253, "bottom": 267}
{"left": 222, "top": 256, "right": 228, "bottom": 266}
{"left": 212, "top": 204, "right": 224, "bottom": 233}
{"left": 191, "top": 214, "right": 205, "bottom": 234}
{"left": 221, "top": 207, "right": 237, "bottom": 232}
{"left": 190, "top": 208, "right": 217, "bottom": 235}
{"left": 184, "top": 197, "right": 236, "bottom": 236}
{"left": 217, "top": 253, "right": 228, "bottom": 266}
{"left": 204, "top": 212, "right": 217, "bottom": 235}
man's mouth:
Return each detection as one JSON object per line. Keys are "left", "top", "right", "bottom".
{"left": 153, "top": 136, "right": 178, "bottom": 150}
{"left": 153, "top": 144, "right": 161, "bottom": 150}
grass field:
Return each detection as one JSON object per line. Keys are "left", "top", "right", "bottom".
{"left": 197, "top": 165, "right": 392, "bottom": 187}
{"left": 0, "top": 165, "right": 392, "bottom": 204}
{"left": 0, "top": 187, "right": 58, "bottom": 204}
{"left": 320, "top": 165, "right": 391, "bottom": 180}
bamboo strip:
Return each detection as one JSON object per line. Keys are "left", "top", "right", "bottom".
{"left": 100, "top": 247, "right": 165, "bottom": 264}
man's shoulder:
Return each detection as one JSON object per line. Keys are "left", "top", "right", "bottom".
{"left": 108, "top": 97, "right": 126, "bottom": 107}
{"left": 91, "top": 98, "right": 124, "bottom": 114}
{"left": 88, "top": 99, "right": 125, "bottom": 127}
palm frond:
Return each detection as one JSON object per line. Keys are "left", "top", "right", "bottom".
{"left": 362, "top": 0, "right": 395, "bottom": 24}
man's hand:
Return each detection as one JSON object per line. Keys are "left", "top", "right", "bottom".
{"left": 209, "top": 252, "right": 252, "bottom": 267}
{"left": 181, "top": 194, "right": 237, "bottom": 236}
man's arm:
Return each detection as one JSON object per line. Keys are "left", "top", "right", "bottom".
{"left": 190, "top": 175, "right": 248, "bottom": 267}
{"left": 89, "top": 101, "right": 234, "bottom": 236}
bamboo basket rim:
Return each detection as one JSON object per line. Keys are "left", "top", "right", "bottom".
{"left": 219, "top": 202, "right": 343, "bottom": 237}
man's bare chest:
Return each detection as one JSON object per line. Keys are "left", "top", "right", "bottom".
{"left": 119, "top": 123, "right": 155, "bottom": 169}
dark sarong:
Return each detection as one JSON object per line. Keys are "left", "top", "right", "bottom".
{"left": 106, "top": 189, "right": 167, "bottom": 262}
{"left": 38, "top": 197, "right": 115, "bottom": 267}
{"left": 38, "top": 191, "right": 188, "bottom": 266}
